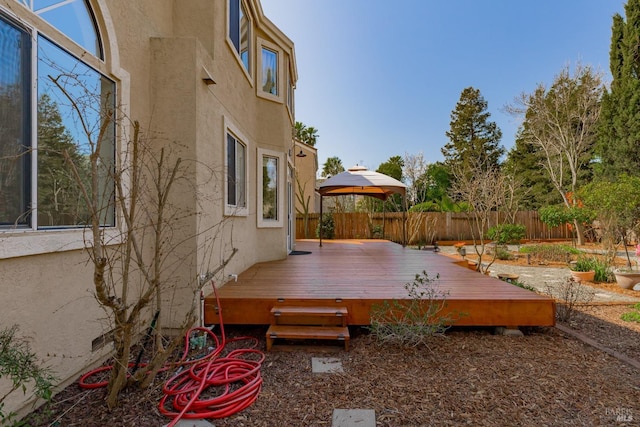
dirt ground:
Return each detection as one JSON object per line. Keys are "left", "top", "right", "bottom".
{"left": 24, "top": 252, "right": 640, "bottom": 427}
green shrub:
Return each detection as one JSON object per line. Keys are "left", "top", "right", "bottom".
{"left": 511, "top": 280, "right": 537, "bottom": 292}
{"left": 495, "top": 247, "right": 514, "bottom": 260}
{"left": 0, "top": 325, "right": 57, "bottom": 426}
{"left": 315, "top": 213, "right": 335, "bottom": 239}
{"left": 571, "top": 256, "right": 598, "bottom": 272}
{"left": 368, "top": 271, "right": 464, "bottom": 347}
{"left": 371, "top": 224, "right": 383, "bottom": 239}
{"left": 519, "top": 244, "right": 580, "bottom": 263}
{"left": 487, "top": 224, "right": 526, "bottom": 245}
{"left": 621, "top": 303, "right": 640, "bottom": 323}
{"left": 592, "top": 258, "right": 615, "bottom": 283}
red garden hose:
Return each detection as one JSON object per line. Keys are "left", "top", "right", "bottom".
{"left": 78, "top": 281, "right": 264, "bottom": 426}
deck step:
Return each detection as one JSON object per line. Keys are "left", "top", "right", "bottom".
{"left": 265, "top": 325, "right": 350, "bottom": 351}
{"left": 270, "top": 306, "right": 348, "bottom": 327}
{"left": 271, "top": 306, "right": 347, "bottom": 318}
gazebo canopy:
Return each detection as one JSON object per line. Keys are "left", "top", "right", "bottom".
{"left": 318, "top": 165, "right": 406, "bottom": 201}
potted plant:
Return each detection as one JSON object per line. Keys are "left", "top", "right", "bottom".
{"left": 614, "top": 244, "right": 640, "bottom": 290}
{"left": 579, "top": 175, "right": 640, "bottom": 290}
{"left": 569, "top": 256, "right": 596, "bottom": 283}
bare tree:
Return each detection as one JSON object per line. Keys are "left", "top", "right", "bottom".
{"left": 506, "top": 63, "right": 603, "bottom": 245}
{"left": 295, "top": 171, "right": 312, "bottom": 238}
{"left": 403, "top": 151, "right": 428, "bottom": 207}
{"left": 450, "top": 158, "right": 506, "bottom": 273}
{"left": 50, "top": 75, "right": 236, "bottom": 408}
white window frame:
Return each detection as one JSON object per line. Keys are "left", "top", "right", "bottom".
{"left": 257, "top": 37, "right": 283, "bottom": 103}
{"left": 224, "top": 117, "right": 249, "bottom": 217}
{"left": 0, "top": 3, "right": 124, "bottom": 260}
{"left": 286, "top": 63, "right": 295, "bottom": 122}
{"left": 257, "top": 147, "right": 284, "bottom": 228}
{"left": 226, "top": 0, "right": 253, "bottom": 85}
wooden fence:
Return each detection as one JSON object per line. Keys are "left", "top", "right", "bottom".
{"left": 295, "top": 211, "right": 572, "bottom": 244}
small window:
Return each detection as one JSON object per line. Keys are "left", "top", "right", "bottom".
{"left": 262, "top": 156, "right": 278, "bottom": 221}
{"left": 228, "top": 0, "right": 251, "bottom": 75}
{"left": 257, "top": 38, "right": 282, "bottom": 102}
{"left": 257, "top": 148, "right": 283, "bottom": 228}
{"left": 261, "top": 47, "right": 278, "bottom": 95}
{"left": 226, "top": 132, "right": 247, "bottom": 215}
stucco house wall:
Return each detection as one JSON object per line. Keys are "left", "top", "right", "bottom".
{"left": 0, "top": 0, "right": 296, "bottom": 416}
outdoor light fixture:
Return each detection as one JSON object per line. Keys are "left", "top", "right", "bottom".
{"left": 201, "top": 67, "right": 216, "bottom": 85}
{"left": 296, "top": 150, "right": 307, "bottom": 158}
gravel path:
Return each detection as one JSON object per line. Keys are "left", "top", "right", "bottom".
{"left": 438, "top": 245, "right": 640, "bottom": 303}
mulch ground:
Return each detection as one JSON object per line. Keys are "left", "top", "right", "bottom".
{"left": 24, "top": 248, "right": 640, "bottom": 426}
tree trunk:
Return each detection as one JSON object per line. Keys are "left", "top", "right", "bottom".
{"left": 573, "top": 219, "right": 585, "bottom": 246}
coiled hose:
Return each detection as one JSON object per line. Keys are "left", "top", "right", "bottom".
{"left": 78, "top": 281, "right": 264, "bottom": 426}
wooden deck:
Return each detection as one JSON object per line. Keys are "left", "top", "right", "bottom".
{"left": 203, "top": 239, "right": 555, "bottom": 328}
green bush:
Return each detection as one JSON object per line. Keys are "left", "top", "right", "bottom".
{"left": 592, "top": 258, "right": 615, "bottom": 283}
{"left": 621, "top": 303, "right": 640, "bottom": 323}
{"left": 511, "top": 280, "right": 537, "bottom": 292}
{"left": 315, "top": 213, "right": 335, "bottom": 239}
{"left": 571, "top": 256, "right": 598, "bottom": 272}
{"left": 0, "top": 325, "right": 57, "bottom": 426}
{"left": 519, "top": 244, "right": 580, "bottom": 263}
{"left": 495, "top": 247, "right": 514, "bottom": 260}
{"left": 368, "top": 271, "right": 463, "bottom": 347}
{"left": 487, "top": 224, "right": 526, "bottom": 245}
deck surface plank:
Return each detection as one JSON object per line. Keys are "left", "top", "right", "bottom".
{"left": 204, "top": 240, "right": 555, "bottom": 327}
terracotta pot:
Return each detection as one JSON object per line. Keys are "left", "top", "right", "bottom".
{"left": 570, "top": 270, "right": 595, "bottom": 283}
{"left": 614, "top": 271, "right": 640, "bottom": 290}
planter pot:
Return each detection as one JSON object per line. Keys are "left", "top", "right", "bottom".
{"left": 614, "top": 271, "right": 640, "bottom": 290}
{"left": 570, "top": 270, "right": 595, "bottom": 283}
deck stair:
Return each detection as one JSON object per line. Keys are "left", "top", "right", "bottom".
{"left": 265, "top": 305, "right": 350, "bottom": 351}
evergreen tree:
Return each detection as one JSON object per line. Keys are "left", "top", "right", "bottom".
{"left": 37, "top": 93, "right": 90, "bottom": 226}
{"left": 442, "top": 87, "right": 504, "bottom": 176}
{"left": 376, "top": 156, "right": 404, "bottom": 212}
{"left": 503, "top": 130, "right": 562, "bottom": 210}
{"left": 596, "top": 0, "right": 640, "bottom": 179}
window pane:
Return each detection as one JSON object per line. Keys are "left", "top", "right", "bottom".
{"left": 236, "top": 141, "right": 246, "bottom": 207}
{"left": 37, "top": 36, "right": 115, "bottom": 227}
{"left": 228, "top": 0, "right": 240, "bottom": 52}
{"left": 20, "top": 0, "right": 102, "bottom": 58}
{"left": 226, "top": 134, "right": 236, "bottom": 206}
{"left": 0, "top": 16, "right": 30, "bottom": 226}
{"left": 262, "top": 48, "right": 278, "bottom": 95}
{"left": 262, "top": 156, "right": 277, "bottom": 220}
{"left": 239, "top": 2, "right": 250, "bottom": 72}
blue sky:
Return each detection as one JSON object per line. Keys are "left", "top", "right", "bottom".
{"left": 261, "top": 0, "right": 627, "bottom": 173}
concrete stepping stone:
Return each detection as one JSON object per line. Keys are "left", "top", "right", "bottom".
{"left": 312, "top": 357, "right": 343, "bottom": 373}
{"left": 332, "top": 409, "right": 376, "bottom": 427}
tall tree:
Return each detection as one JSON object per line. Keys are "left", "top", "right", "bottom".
{"left": 37, "top": 93, "right": 91, "bottom": 225}
{"left": 596, "top": 0, "right": 640, "bottom": 179}
{"left": 442, "top": 87, "right": 504, "bottom": 176}
{"left": 507, "top": 63, "right": 603, "bottom": 245}
{"left": 503, "top": 130, "right": 561, "bottom": 210}
{"left": 376, "top": 156, "right": 404, "bottom": 212}
{"left": 321, "top": 156, "right": 344, "bottom": 178}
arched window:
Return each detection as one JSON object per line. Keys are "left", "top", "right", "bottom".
{"left": 16, "top": 0, "right": 102, "bottom": 58}
{"left": 1, "top": 1, "right": 115, "bottom": 230}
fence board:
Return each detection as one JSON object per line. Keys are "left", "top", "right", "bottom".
{"left": 296, "top": 211, "right": 571, "bottom": 243}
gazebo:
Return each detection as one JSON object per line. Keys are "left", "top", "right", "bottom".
{"left": 317, "top": 165, "right": 407, "bottom": 246}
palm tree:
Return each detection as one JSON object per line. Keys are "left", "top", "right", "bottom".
{"left": 294, "top": 121, "right": 319, "bottom": 147}
{"left": 322, "top": 156, "right": 344, "bottom": 178}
